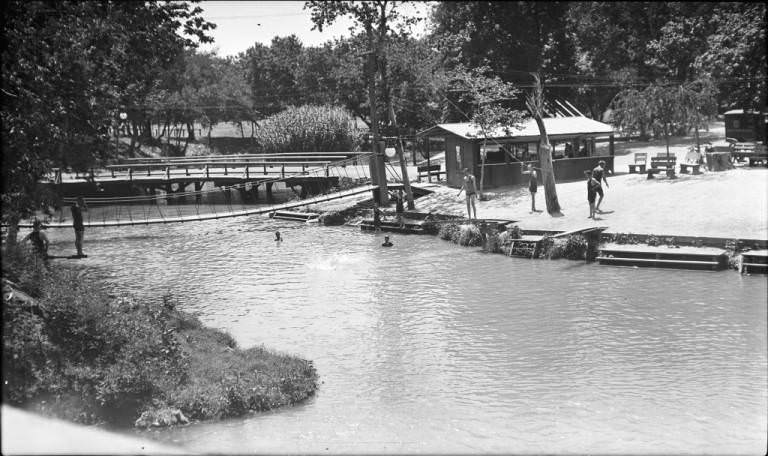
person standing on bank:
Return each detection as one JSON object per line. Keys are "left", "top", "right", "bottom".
{"left": 70, "top": 197, "right": 87, "bottom": 257}
{"left": 523, "top": 163, "right": 540, "bottom": 213}
{"left": 592, "top": 160, "right": 609, "bottom": 212}
{"left": 586, "top": 170, "right": 600, "bottom": 219}
{"left": 457, "top": 167, "right": 478, "bottom": 221}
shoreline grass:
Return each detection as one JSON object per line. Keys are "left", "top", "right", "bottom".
{"left": 1, "top": 246, "right": 318, "bottom": 428}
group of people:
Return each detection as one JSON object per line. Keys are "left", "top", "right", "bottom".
{"left": 456, "top": 160, "right": 610, "bottom": 221}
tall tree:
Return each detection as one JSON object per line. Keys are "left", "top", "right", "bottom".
{"left": 305, "top": 0, "right": 421, "bottom": 207}
{"left": 526, "top": 75, "right": 561, "bottom": 215}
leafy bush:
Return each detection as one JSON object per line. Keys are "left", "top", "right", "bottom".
{"left": 438, "top": 222, "right": 460, "bottom": 242}
{"left": 437, "top": 222, "right": 483, "bottom": 246}
{"left": 542, "top": 235, "right": 588, "bottom": 260}
{"left": 457, "top": 224, "right": 483, "bottom": 246}
{"left": 319, "top": 211, "right": 345, "bottom": 226}
{"left": 255, "top": 105, "right": 364, "bottom": 153}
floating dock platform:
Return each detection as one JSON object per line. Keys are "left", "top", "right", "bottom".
{"left": 360, "top": 218, "right": 426, "bottom": 234}
{"left": 597, "top": 243, "right": 728, "bottom": 271}
{"left": 739, "top": 249, "right": 768, "bottom": 274}
{"left": 270, "top": 210, "right": 320, "bottom": 222}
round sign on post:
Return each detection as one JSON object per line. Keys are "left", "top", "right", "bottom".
{"left": 384, "top": 147, "right": 397, "bottom": 158}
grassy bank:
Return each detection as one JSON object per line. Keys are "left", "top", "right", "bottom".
{"left": 1, "top": 246, "right": 318, "bottom": 428}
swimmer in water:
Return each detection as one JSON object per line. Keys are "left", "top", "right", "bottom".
{"left": 275, "top": 231, "right": 282, "bottom": 242}
{"left": 381, "top": 235, "right": 393, "bottom": 247}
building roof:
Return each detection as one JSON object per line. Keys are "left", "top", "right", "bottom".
{"left": 417, "top": 116, "right": 615, "bottom": 141}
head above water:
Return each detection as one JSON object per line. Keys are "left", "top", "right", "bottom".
{"left": 384, "top": 236, "right": 390, "bottom": 241}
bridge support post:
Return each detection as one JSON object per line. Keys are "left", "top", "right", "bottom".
{"left": 266, "top": 182, "right": 273, "bottom": 202}
{"left": 194, "top": 181, "right": 203, "bottom": 204}
{"left": 165, "top": 183, "right": 174, "bottom": 204}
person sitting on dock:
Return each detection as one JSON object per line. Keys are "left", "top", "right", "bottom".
{"left": 381, "top": 235, "right": 393, "bottom": 247}
{"left": 22, "top": 219, "right": 49, "bottom": 264}
{"left": 457, "top": 168, "right": 478, "bottom": 221}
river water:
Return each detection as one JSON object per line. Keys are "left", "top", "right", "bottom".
{"left": 42, "top": 215, "right": 767, "bottom": 454}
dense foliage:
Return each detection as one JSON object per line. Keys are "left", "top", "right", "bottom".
{"left": 2, "top": 247, "right": 318, "bottom": 426}
{"left": 254, "top": 105, "right": 364, "bottom": 153}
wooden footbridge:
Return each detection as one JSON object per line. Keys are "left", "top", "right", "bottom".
{"left": 52, "top": 152, "right": 373, "bottom": 200}
{"left": 25, "top": 151, "right": 417, "bottom": 229}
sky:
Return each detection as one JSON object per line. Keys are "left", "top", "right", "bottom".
{"left": 197, "top": 1, "right": 433, "bottom": 57}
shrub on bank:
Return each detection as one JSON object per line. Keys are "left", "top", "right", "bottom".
{"left": 1, "top": 246, "right": 318, "bottom": 427}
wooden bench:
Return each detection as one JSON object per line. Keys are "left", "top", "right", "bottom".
{"left": 679, "top": 163, "right": 701, "bottom": 174}
{"left": 628, "top": 152, "right": 647, "bottom": 174}
{"left": 417, "top": 164, "right": 445, "bottom": 182}
{"left": 647, "top": 155, "right": 677, "bottom": 178}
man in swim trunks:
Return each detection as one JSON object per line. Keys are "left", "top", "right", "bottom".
{"left": 591, "top": 160, "right": 609, "bottom": 212}
{"left": 586, "top": 170, "right": 600, "bottom": 219}
{"left": 70, "top": 197, "right": 87, "bottom": 257}
{"left": 457, "top": 167, "right": 478, "bottom": 221}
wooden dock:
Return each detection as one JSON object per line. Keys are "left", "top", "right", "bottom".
{"left": 740, "top": 249, "right": 768, "bottom": 274}
{"left": 270, "top": 211, "right": 320, "bottom": 222}
{"left": 597, "top": 244, "right": 728, "bottom": 271}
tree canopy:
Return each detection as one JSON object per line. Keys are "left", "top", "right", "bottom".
{"left": 1, "top": 0, "right": 214, "bottom": 232}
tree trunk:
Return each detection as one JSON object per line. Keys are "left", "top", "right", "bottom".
{"left": 186, "top": 122, "right": 196, "bottom": 141}
{"left": 5, "top": 214, "right": 20, "bottom": 246}
{"left": 479, "top": 137, "right": 487, "bottom": 196}
{"left": 532, "top": 114, "right": 561, "bottom": 214}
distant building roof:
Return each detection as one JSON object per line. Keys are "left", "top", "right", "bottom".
{"left": 417, "top": 116, "right": 615, "bottom": 141}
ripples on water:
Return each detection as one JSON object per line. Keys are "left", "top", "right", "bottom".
{"left": 40, "top": 215, "right": 767, "bottom": 454}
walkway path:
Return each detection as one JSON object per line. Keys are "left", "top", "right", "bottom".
{"left": 1, "top": 405, "right": 188, "bottom": 455}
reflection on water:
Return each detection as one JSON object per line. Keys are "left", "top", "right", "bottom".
{"left": 41, "top": 216, "right": 768, "bottom": 454}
